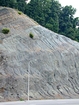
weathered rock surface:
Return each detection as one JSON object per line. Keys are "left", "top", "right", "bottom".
{"left": 0, "top": 7, "right": 79, "bottom": 101}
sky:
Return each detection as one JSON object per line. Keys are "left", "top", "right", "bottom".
{"left": 58, "top": 0, "right": 79, "bottom": 17}
{"left": 25, "top": 0, "right": 31, "bottom": 4}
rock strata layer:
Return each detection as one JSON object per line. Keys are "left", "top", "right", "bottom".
{"left": 0, "top": 7, "right": 79, "bottom": 101}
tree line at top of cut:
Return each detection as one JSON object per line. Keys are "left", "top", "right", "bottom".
{"left": 0, "top": 0, "right": 79, "bottom": 42}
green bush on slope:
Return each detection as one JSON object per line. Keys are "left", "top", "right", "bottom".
{"left": 2, "top": 28, "right": 10, "bottom": 34}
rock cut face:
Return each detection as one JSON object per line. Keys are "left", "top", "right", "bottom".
{"left": 0, "top": 7, "right": 79, "bottom": 101}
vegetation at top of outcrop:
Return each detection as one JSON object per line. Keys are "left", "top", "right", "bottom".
{"left": 18, "top": 11, "right": 22, "bottom": 15}
{"left": 0, "top": 0, "right": 79, "bottom": 41}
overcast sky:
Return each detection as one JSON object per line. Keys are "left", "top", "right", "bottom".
{"left": 58, "top": 0, "right": 79, "bottom": 17}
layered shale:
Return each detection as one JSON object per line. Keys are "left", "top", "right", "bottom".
{"left": 0, "top": 7, "right": 79, "bottom": 101}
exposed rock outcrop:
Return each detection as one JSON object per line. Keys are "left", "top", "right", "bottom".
{"left": 0, "top": 7, "right": 79, "bottom": 101}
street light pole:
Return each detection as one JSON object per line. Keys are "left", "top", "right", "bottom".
{"left": 28, "top": 61, "right": 30, "bottom": 101}
{"left": 27, "top": 59, "right": 36, "bottom": 101}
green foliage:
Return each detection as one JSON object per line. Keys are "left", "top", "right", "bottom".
{"left": 20, "top": 98, "right": 24, "bottom": 101}
{"left": 18, "top": 11, "right": 22, "bottom": 15}
{"left": 59, "top": 5, "right": 79, "bottom": 41}
{"left": 0, "top": 0, "right": 79, "bottom": 41}
{"left": 25, "top": 0, "right": 79, "bottom": 41}
{"left": 2, "top": 28, "right": 10, "bottom": 34}
{"left": 25, "top": 0, "right": 61, "bottom": 33}
{"left": 17, "top": 0, "right": 26, "bottom": 12}
{"left": 0, "top": 0, "right": 26, "bottom": 12}
{"left": 29, "top": 33, "right": 34, "bottom": 39}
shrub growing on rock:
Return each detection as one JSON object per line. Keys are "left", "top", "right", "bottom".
{"left": 29, "top": 33, "right": 34, "bottom": 39}
{"left": 2, "top": 28, "right": 10, "bottom": 34}
{"left": 18, "top": 11, "right": 22, "bottom": 15}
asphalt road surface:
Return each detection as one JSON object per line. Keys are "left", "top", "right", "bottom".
{"left": 0, "top": 99, "right": 79, "bottom": 105}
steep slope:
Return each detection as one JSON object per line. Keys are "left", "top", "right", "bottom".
{"left": 0, "top": 7, "right": 79, "bottom": 101}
